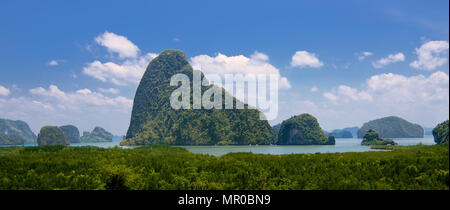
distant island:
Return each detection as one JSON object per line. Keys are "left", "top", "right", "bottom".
{"left": 357, "top": 116, "right": 424, "bottom": 138}
{"left": 277, "top": 113, "right": 334, "bottom": 145}
{"left": 326, "top": 127, "right": 359, "bottom": 138}
{"left": 59, "top": 125, "right": 80, "bottom": 143}
{"left": 81, "top": 127, "right": 113, "bottom": 142}
{"left": 0, "top": 118, "right": 36, "bottom": 145}
{"left": 361, "top": 129, "right": 397, "bottom": 146}
{"left": 120, "top": 50, "right": 274, "bottom": 146}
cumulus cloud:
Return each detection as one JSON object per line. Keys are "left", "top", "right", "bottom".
{"left": 290, "top": 51, "right": 324, "bottom": 68}
{"left": 357, "top": 51, "right": 373, "bottom": 60}
{"left": 29, "top": 85, "right": 132, "bottom": 110}
{"left": 83, "top": 53, "right": 158, "bottom": 86}
{"left": 83, "top": 32, "right": 158, "bottom": 86}
{"left": 0, "top": 85, "right": 10, "bottom": 96}
{"left": 410, "top": 40, "right": 449, "bottom": 71}
{"left": 366, "top": 71, "right": 449, "bottom": 103}
{"left": 310, "top": 86, "right": 318, "bottom": 92}
{"left": 47, "top": 60, "right": 59, "bottom": 66}
{"left": 372, "top": 53, "right": 405, "bottom": 68}
{"left": 190, "top": 51, "right": 291, "bottom": 89}
{"left": 95, "top": 31, "right": 140, "bottom": 59}
{"left": 98, "top": 88, "right": 119, "bottom": 94}
{"left": 323, "top": 85, "right": 373, "bottom": 104}
{"left": 319, "top": 71, "right": 449, "bottom": 128}
{"left": 0, "top": 85, "right": 133, "bottom": 134}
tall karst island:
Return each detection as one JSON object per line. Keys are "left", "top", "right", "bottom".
{"left": 120, "top": 50, "right": 275, "bottom": 146}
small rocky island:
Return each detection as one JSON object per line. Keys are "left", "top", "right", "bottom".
{"left": 37, "top": 126, "right": 70, "bottom": 146}
{"left": 80, "top": 127, "right": 113, "bottom": 142}
{"left": 361, "top": 129, "right": 397, "bottom": 146}
{"left": 277, "top": 113, "right": 334, "bottom": 145}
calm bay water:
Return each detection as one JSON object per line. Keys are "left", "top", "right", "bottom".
{"left": 179, "top": 135, "right": 436, "bottom": 156}
{"left": 1, "top": 135, "right": 436, "bottom": 156}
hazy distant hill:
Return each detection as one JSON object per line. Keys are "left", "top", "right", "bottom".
{"left": 331, "top": 127, "right": 359, "bottom": 138}
{"left": 59, "top": 125, "right": 80, "bottom": 143}
{"left": 81, "top": 127, "right": 113, "bottom": 142}
{"left": 357, "top": 116, "right": 423, "bottom": 138}
{"left": 0, "top": 118, "right": 36, "bottom": 144}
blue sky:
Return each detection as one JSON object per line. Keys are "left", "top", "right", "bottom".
{"left": 0, "top": 0, "right": 449, "bottom": 135}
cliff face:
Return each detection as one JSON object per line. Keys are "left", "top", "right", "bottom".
{"left": 37, "top": 126, "right": 69, "bottom": 146}
{"left": 358, "top": 116, "right": 424, "bottom": 138}
{"left": 121, "top": 49, "right": 274, "bottom": 146}
{"left": 59, "top": 125, "right": 80, "bottom": 143}
{"left": 0, "top": 118, "right": 36, "bottom": 144}
{"left": 277, "top": 113, "right": 334, "bottom": 145}
{"left": 433, "top": 120, "right": 449, "bottom": 144}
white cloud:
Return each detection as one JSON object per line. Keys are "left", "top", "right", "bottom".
{"left": 83, "top": 53, "right": 158, "bottom": 86}
{"left": 319, "top": 71, "right": 449, "bottom": 128}
{"left": 323, "top": 92, "right": 338, "bottom": 102}
{"left": 410, "top": 40, "right": 449, "bottom": 71}
{"left": 190, "top": 51, "right": 291, "bottom": 89}
{"left": 310, "top": 86, "right": 318, "bottom": 92}
{"left": 0, "top": 85, "right": 133, "bottom": 134}
{"left": 0, "top": 85, "right": 10, "bottom": 96}
{"left": 372, "top": 53, "right": 405, "bottom": 68}
{"left": 47, "top": 60, "right": 59, "bottom": 66}
{"left": 95, "top": 31, "right": 140, "bottom": 59}
{"left": 290, "top": 51, "right": 324, "bottom": 68}
{"left": 98, "top": 88, "right": 119, "bottom": 94}
{"left": 357, "top": 51, "right": 373, "bottom": 60}
{"left": 366, "top": 71, "right": 449, "bottom": 102}
{"left": 323, "top": 85, "right": 373, "bottom": 103}
{"left": 28, "top": 85, "right": 132, "bottom": 109}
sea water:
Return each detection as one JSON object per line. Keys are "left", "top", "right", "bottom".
{"left": 1, "top": 135, "right": 436, "bottom": 157}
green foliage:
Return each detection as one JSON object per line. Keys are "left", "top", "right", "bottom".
{"left": 433, "top": 120, "right": 449, "bottom": 145}
{"left": 122, "top": 49, "right": 274, "bottom": 146}
{"left": 277, "top": 113, "right": 333, "bottom": 145}
{"left": 59, "top": 125, "right": 80, "bottom": 143}
{"left": 358, "top": 116, "right": 424, "bottom": 138}
{"left": 361, "top": 129, "right": 397, "bottom": 146}
{"left": 0, "top": 144, "right": 447, "bottom": 190}
{"left": 0, "top": 133, "right": 26, "bottom": 145}
{"left": 0, "top": 118, "right": 36, "bottom": 144}
{"left": 37, "top": 126, "right": 69, "bottom": 146}
{"left": 80, "top": 127, "right": 113, "bottom": 142}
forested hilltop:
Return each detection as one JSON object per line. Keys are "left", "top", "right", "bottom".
{"left": 277, "top": 114, "right": 334, "bottom": 145}
{"left": 0, "top": 144, "right": 447, "bottom": 190}
{"left": 358, "top": 116, "right": 424, "bottom": 138}
{"left": 121, "top": 50, "right": 274, "bottom": 146}
{"left": 81, "top": 127, "right": 113, "bottom": 142}
{"left": 0, "top": 118, "right": 36, "bottom": 144}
